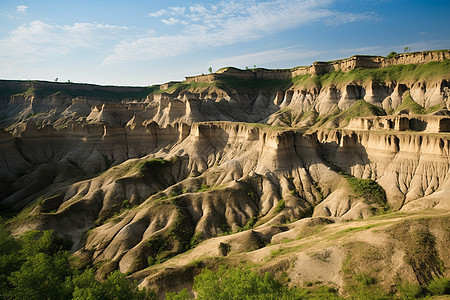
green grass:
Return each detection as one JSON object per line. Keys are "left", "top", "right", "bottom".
{"left": 324, "top": 223, "right": 386, "bottom": 241}
{"left": 424, "top": 103, "right": 445, "bottom": 114}
{"left": 154, "top": 75, "right": 292, "bottom": 94}
{"left": 11, "top": 84, "right": 158, "bottom": 100}
{"left": 344, "top": 175, "right": 388, "bottom": 209}
{"left": 153, "top": 81, "right": 217, "bottom": 94}
{"left": 275, "top": 199, "right": 285, "bottom": 213}
{"left": 340, "top": 100, "right": 386, "bottom": 120}
{"left": 216, "top": 76, "right": 292, "bottom": 91}
{"left": 316, "top": 100, "right": 387, "bottom": 128}
{"left": 394, "top": 91, "right": 424, "bottom": 114}
{"left": 292, "top": 59, "right": 450, "bottom": 88}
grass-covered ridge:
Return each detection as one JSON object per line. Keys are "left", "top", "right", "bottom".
{"left": 293, "top": 59, "right": 450, "bottom": 88}
{"left": 314, "top": 100, "right": 386, "bottom": 127}
{"left": 344, "top": 174, "right": 388, "bottom": 209}
{"left": 394, "top": 91, "right": 424, "bottom": 114}
{"left": 0, "top": 80, "right": 158, "bottom": 100}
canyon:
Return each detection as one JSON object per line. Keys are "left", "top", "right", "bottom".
{"left": 0, "top": 50, "right": 449, "bottom": 298}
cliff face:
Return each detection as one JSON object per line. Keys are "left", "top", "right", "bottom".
{"left": 1, "top": 51, "right": 449, "bottom": 296}
{"left": 1, "top": 120, "right": 448, "bottom": 290}
{"left": 2, "top": 121, "right": 448, "bottom": 226}
{"left": 1, "top": 51, "right": 449, "bottom": 130}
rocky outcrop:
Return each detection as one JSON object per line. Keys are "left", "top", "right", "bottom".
{"left": 347, "top": 115, "right": 450, "bottom": 132}
{"left": 3, "top": 120, "right": 448, "bottom": 239}
{"left": 186, "top": 50, "right": 450, "bottom": 82}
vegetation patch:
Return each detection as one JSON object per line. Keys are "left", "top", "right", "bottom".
{"left": 389, "top": 220, "right": 444, "bottom": 285}
{"left": 146, "top": 209, "right": 194, "bottom": 266}
{"left": 424, "top": 103, "right": 445, "bottom": 114}
{"left": 10, "top": 83, "right": 157, "bottom": 100}
{"left": 292, "top": 59, "right": 450, "bottom": 88}
{"left": 275, "top": 199, "right": 286, "bottom": 213}
{"left": 0, "top": 222, "right": 155, "bottom": 299}
{"left": 344, "top": 174, "right": 388, "bottom": 209}
{"left": 166, "top": 266, "right": 343, "bottom": 299}
{"left": 216, "top": 76, "right": 292, "bottom": 91}
{"left": 394, "top": 91, "right": 424, "bottom": 114}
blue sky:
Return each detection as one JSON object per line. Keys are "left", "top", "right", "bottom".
{"left": 0, "top": 0, "right": 449, "bottom": 86}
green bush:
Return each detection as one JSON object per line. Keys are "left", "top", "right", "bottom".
{"left": 426, "top": 277, "right": 450, "bottom": 295}
{"left": 275, "top": 199, "right": 286, "bottom": 213}
{"left": 397, "top": 282, "right": 424, "bottom": 299}
{"left": 168, "top": 266, "right": 342, "bottom": 299}
{"left": 193, "top": 266, "right": 289, "bottom": 299}
{"left": 0, "top": 222, "right": 156, "bottom": 299}
{"left": 386, "top": 51, "right": 398, "bottom": 59}
{"left": 344, "top": 175, "right": 388, "bottom": 208}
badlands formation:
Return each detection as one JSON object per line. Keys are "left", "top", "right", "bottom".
{"left": 0, "top": 50, "right": 449, "bottom": 297}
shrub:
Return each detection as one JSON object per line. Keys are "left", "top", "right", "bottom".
{"left": 344, "top": 175, "right": 388, "bottom": 208}
{"left": 275, "top": 199, "right": 285, "bottom": 213}
{"left": 193, "top": 267, "right": 288, "bottom": 299}
{"left": 426, "top": 277, "right": 450, "bottom": 295}
{"left": 386, "top": 51, "right": 398, "bottom": 59}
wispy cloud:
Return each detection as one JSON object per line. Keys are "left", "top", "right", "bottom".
{"left": 210, "top": 48, "right": 325, "bottom": 68}
{"left": 16, "top": 5, "right": 29, "bottom": 14}
{"left": 338, "top": 46, "right": 382, "bottom": 53}
{"left": 161, "top": 17, "right": 180, "bottom": 26}
{"left": 148, "top": 9, "right": 166, "bottom": 17}
{"left": 399, "top": 40, "right": 450, "bottom": 52}
{"left": 0, "top": 21, "right": 128, "bottom": 63}
{"left": 104, "top": 0, "right": 377, "bottom": 65}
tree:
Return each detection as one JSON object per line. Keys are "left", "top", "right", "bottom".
{"left": 0, "top": 227, "right": 157, "bottom": 299}
{"left": 55, "top": 77, "right": 59, "bottom": 82}
{"left": 208, "top": 67, "right": 212, "bottom": 73}
{"left": 0, "top": 220, "right": 22, "bottom": 298}
{"left": 404, "top": 46, "right": 412, "bottom": 53}
{"left": 193, "top": 266, "right": 288, "bottom": 299}
{"left": 386, "top": 51, "right": 397, "bottom": 59}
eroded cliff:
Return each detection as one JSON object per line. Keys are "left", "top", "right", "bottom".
{"left": 1, "top": 50, "right": 449, "bottom": 297}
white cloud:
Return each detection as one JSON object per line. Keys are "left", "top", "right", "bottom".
{"left": 161, "top": 17, "right": 179, "bottom": 25}
{"left": 105, "top": 0, "right": 376, "bottom": 65}
{"left": 16, "top": 5, "right": 28, "bottom": 14}
{"left": 338, "top": 46, "right": 382, "bottom": 53}
{"left": 169, "top": 7, "right": 186, "bottom": 15}
{"left": 397, "top": 40, "right": 450, "bottom": 52}
{"left": 0, "top": 20, "right": 128, "bottom": 63}
{"left": 149, "top": 9, "right": 166, "bottom": 17}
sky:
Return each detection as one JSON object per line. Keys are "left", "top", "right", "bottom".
{"left": 0, "top": 0, "right": 449, "bottom": 86}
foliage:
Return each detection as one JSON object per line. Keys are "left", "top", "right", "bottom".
{"left": 292, "top": 59, "right": 450, "bottom": 88}
{"left": 146, "top": 209, "right": 193, "bottom": 266}
{"left": 197, "top": 184, "right": 210, "bottom": 192}
{"left": 404, "top": 227, "right": 444, "bottom": 285}
{"left": 190, "top": 231, "right": 204, "bottom": 248}
{"left": 238, "top": 216, "right": 258, "bottom": 231}
{"left": 275, "top": 199, "right": 286, "bottom": 213}
{"left": 136, "top": 158, "right": 169, "bottom": 171}
{"left": 344, "top": 175, "right": 388, "bottom": 209}
{"left": 386, "top": 51, "right": 398, "bottom": 59}
{"left": 168, "top": 266, "right": 342, "bottom": 299}
{"left": 325, "top": 100, "right": 386, "bottom": 127}
{"left": 11, "top": 83, "right": 157, "bottom": 100}
{"left": 166, "top": 288, "right": 191, "bottom": 300}
{"left": 0, "top": 220, "right": 155, "bottom": 299}
{"left": 193, "top": 266, "right": 290, "bottom": 299}
{"left": 424, "top": 103, "right": 445, "bottom": 114}
{"left": 216, "top": 76, "right": 292, "bottom": 91}
{"left": 394, "top": 91, "right": 424, "bottom": 114}
{"left": 425, "top": 277, "right": 450, "bottom": 295}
